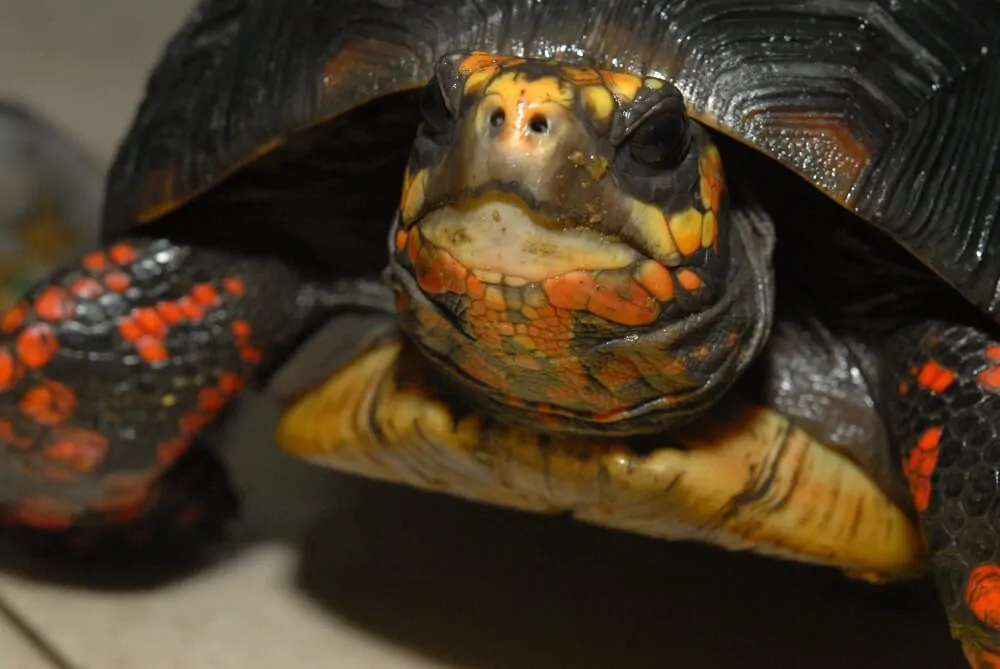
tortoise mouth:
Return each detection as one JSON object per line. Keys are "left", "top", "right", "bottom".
{"left": 400, "top": 189, "right": 643, "bottom": 284}
{"left": 393, "top": 189, "right": 679, "bottom": 329}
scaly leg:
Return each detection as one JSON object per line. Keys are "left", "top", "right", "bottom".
{"left": 887, "top": 320, "right": 1000, "bottom": 667}
{"left": 0, "top": 235, "right": 390, "bottom": 560}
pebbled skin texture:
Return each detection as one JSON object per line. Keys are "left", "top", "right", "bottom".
{"left": 0, "top": 235, "right": 330, "bottom": 556}
{"left": 886, "top": 320, "right": 1000, "bottom": 664}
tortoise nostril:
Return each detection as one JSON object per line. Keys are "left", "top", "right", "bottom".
{"left": 528, "top": 114, "right": 549, "bottom": 134}
{"left": 489, "top": 109, "right": 506, "bottom": 128}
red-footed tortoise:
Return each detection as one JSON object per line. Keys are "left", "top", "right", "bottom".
{"left": 3, "top": 1, "right": 1000, "bottom": 665}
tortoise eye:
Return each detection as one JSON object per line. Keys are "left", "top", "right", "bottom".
{"left": 419, "top": 77, "right": 454, "bottom": 136}
{"left": 627, "top": 106, "right": 690, "bottom": 170}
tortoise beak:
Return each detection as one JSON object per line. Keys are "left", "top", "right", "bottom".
{"left": 275, "top": 337, "right": 926, "bottom": 582}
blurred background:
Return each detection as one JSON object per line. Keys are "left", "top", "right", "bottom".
{"left": 0, "top": 1, "right": 972, "bottom": 667}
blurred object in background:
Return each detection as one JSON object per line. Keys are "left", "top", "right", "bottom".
{"left": 0, "top": 100, "right": 101, "bottom": 310}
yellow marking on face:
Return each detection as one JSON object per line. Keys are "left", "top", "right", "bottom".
{"left": 484, "top": 285, "right": 506, "bottom": 311}
{"left": 588, "top": 155, "right": 609, "bottom": 181}
{"left": 699, "top": 144, "right": 724, "bottom": 213}
{"left": 643, "top": 77, "right": 664, "bottom": 90}
{"left": 635, "top": 260, "right": 675, "bottom": 302}
{"left": 628, "top": 200, "right": 680, "bottom": 263}
{"left": 668, "top": 208, "right": 704, "bottom": 257}
{"left": 676, "top": 268, "right": 702, "bottom": 291}
{"left": 512, "top": 334, "right": 537, "bottom": 351}
{"left": 523, "top": 285, "right": 548, "bottom": 308}
{"left": 601, "top": 71, "right": 643, "bottom": 103}
{"left": 559, "top": 65, "right": 602, "bottom": 86}
{"left": 582, "top": 85, "right": 615, "bottom": 124}
{"left": 484, "top": 72, "right": 574, "bottom": 109}
{"left": 701, "top": 210, "right": 717, "bottom": 250}
{"left": 401, "top": 168, "right": 429, "bottom": 224}
{"left": 464, "top": 65, "right": 499, "bottom": 95}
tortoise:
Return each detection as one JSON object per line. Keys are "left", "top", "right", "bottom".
{"left": 2, "top": 0, "right": 1000, "bottom": 664}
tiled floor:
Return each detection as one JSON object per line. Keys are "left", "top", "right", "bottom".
{"left": 0, "top": 2, "right": 977, "bottom": 667}
{"left": 0, "top": 609, "right": 51, "bottom": 669}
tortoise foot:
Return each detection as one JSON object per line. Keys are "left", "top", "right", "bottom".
{"left": 5, "top": 447, "right": 239, "bottom": 565}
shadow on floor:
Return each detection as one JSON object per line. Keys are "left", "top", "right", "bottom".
{"left": 294, "top": 478, "right": 965, "bottom": 669}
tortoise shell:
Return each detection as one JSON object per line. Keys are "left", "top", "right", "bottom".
{"left": 106, "top": 0, "right": 1000, "bottom": 318}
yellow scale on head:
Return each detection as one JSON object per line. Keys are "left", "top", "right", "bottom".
{"left": 699, "top": 144, "right": 724, "bottom": 252}
{"left": 400, "top": 166, "right": 429, "bottom": 224}
{"left": 626, "top": 142, "right": 725, "bottom": 275}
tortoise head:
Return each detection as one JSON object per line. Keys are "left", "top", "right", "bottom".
{"left": 388, "top": 52, "right": 773, "bottom": 434}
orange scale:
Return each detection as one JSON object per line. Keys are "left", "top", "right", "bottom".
{"left": 676, "top": 269, "right": 702, "bottom": 291}
{"left": 104, "top": 272, "right": 132, "bottom": 293}
{"left": 0, "top": 347, "right": 23, "bottom": 391}
{"left": 18, "top": 380, "right": 77, "bottom": 425}
{"left": 177, "top": 297, "right": 204, "bottom": 321}
{"left": 192, "top": 283, "right": 220, "bottom": 306}
{"left": 16, "top": 496, "right": 79, "bottom": 530}
{"left": 117, "top": 318, "right": 144, "bottom": 342}
{"left": 156, "top": 438, "right": 190, "bottom": 466}
{"left": 542, "top": 271, "right": 594, "bottom": 311}
{"left": 223, "top": 276, "right": 246, "bottom": 296}
{"left": 33, "top": 286, "right": 75, "bottom": 322}
{"left": 81, "top": 251, "right": 108, "bottom": 272}
{"left": 133, "top": 307, "right": 167, "bottom": 337}
{"left": 136, "top": 337, "right": 169, "bottom": 365}
{"left": 16, "top": 324, "right": 59, "bottom": 369}
{"left": 108, "top": 243, "right": 138, "bottom": 266}
{"left": 1, "top": 302, "right": 26, "bottom": 333}
{"left": 70, "top": 277, "right": 104, "bottom": 300}
{"left": 157, "top": 301, "right": 184, "bottom": 324}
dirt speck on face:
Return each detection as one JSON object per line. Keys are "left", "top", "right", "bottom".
{"left": 445, "top": 227, "right": 472, "bottom": 245}
{"left": 589, "top": 156, "right": 609, "bottom": 180}
{"left": 522, "top": 240, "right": 557, "bottom": 256}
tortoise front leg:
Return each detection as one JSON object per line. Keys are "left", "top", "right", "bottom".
{"left": 0, "top": 235, "right": 390, "bottom": 561}
{"left": 886, "top": 320, "right": 1000, "bottom": 667}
